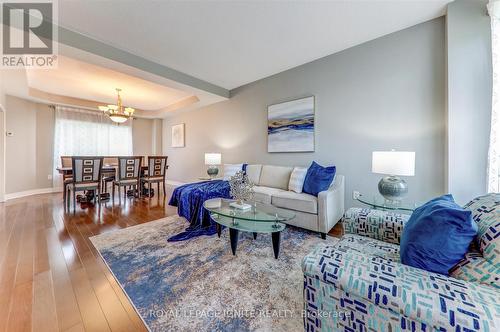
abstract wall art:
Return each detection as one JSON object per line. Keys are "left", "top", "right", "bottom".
{"left": 171, "top": 123, "right": 185, "bottom": 148}
{"left": 267, "top": 96, "right": 315, "bottom": 152}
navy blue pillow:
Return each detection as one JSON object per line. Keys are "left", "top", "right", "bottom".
{"left": 400, "top": 194, "right": 477, "bottom": 275}
{"left": 303, "top": 162, "right": 336, "bottom": 196}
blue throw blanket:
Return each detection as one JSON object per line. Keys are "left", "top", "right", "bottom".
{"left": 167, "top": 180, "right": 231, "bottom": 241}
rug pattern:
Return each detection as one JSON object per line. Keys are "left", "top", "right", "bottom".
{"left": 90, "top": 216, "right": 337, "bottom": 332}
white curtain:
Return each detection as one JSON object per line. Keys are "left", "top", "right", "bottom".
{"left": 488, "top": 1, "right": 500, "bottom": 192}
{"left": 53, "top": 106, "right": 133, "bottom": 188}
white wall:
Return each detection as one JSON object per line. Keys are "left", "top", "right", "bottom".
{"left": 446, "top": 0, "right": 493, "bottom": 204}
{"left": 164, "top": 18, "right": 447, "bottom": 208}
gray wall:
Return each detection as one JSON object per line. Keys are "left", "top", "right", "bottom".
{"left": 0, "top": 72, "right": 5, "bottom": 201}
{"left": 447, "top": 0, "right": 492, "bottom": 204}
{"left": 5, "top": 95, "right": 55, "bottom": 194}
{"left": 133, "top": 118, "right": 163, "bottom": 157}
{"left": 164, "top": 18, "right": 447, "bottom": 207}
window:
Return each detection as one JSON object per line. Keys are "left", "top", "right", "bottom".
{"left": 52, "top": 106, "right": 133, "bottom": 188}
{"left": 488, "top": 1, "right": 500, "bottom": 192}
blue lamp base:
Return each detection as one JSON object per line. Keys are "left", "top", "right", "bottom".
{"left": 378, "top": 176, "right": 408, "bottom": 202}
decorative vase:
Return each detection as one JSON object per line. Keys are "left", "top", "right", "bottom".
{"left": 207, "top": 165, "right": 219, "bottom": 178}
{"left": 378, "top": 176, "right": 408, "bottom": 202}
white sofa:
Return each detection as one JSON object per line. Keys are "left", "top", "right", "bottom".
{"left": 240, "top": 164, "right": 345, "bottom": 238}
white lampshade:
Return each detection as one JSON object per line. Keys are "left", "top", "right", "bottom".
{"left": 372, "top": 151, "right": 415, "bottom": 176}
{"left": 205, "top": 153, "right": 221, "bottom": 165}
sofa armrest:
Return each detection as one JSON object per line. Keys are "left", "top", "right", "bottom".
{"left": 342, "top": 207, "right": 409, "bottom": 245}
{"left": 318, "top": 175, "right": 345, "bottom": 233}
{"left": 303, "top": 245, "right": 500, "bottom": 331}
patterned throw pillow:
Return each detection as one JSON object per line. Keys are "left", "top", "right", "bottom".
{"left": 450, "top": 251, "right": 500, "bottom": 288}
{"left": 288, "top": 167, "right": 307, "bottom": 193}
{"left": 223, "top": 164, "right": 243, "bottom": 181}
{"left": 464, "top": 193, "right": 499, "bottom": 265}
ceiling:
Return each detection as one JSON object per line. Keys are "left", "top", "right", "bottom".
{"left": 58, "top": 0, "right": 452, "bottom": 90}
{"left": 26, "top": 56, "right": 192, "bottom": 110}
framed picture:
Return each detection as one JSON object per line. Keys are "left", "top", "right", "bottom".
{"left": 171, "top": 123, "right": 185, "bottom": 148}
{"left": 267, "top": 96, "right": 315, "bottom": 152}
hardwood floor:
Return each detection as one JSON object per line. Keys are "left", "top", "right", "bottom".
{"left": 0, "top": 188, "right": 342, "bottom": 332}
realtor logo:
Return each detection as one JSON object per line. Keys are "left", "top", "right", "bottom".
{"left": 1, "top": 0, "right": 58, "bottom": 68}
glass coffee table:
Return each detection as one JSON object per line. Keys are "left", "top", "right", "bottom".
{"left": 203, "top": 198, "right": 295, "bottom": 259}
{"left": 356, "top": 194, "right": 418, "bottom": 213}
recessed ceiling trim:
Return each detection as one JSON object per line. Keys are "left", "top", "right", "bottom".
{"left": 57, "top": 26, "right": 230, "bottom": 99}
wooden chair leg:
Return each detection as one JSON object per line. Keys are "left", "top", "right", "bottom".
{"left": 73, "top": 188, "right": 76, "bottom": 214}
{"left": 124, "top": 185, "right": 127, "bottom": 201}
{"left": 157, "top": 182, "right": 160, "bottom": 198}
{"left": 118, "top": 186, "right": 121, "bottom": 205}
{"left": 67, "top": 186, "right": 71, "bottom": 210}
{"left": 149, "top": 182, "right": 152, "bottom": 198}
{"left": 162, "top": 180, "right": 166, "bottom": 198}
{"left": 112, "top": 184, "right": 115, "bottom": 204}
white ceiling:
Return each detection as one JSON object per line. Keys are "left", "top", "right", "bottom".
{"left": 58, "top": 0, "right": 452, "bottom": 90}
{"left": 26, "top": 56, "right": 192, "bottom": 110}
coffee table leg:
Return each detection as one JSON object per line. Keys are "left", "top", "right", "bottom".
{"left": 271, "top": 232, "right": 281, "bottom": 259}
{"left": 216, "top": 223, "right": 221, "bottom": 238}
{"left": 253, "top": 232, "right": 257, "bottom": 240}
{"left": 229, "top": 228, "right": 239, "bottom": 255}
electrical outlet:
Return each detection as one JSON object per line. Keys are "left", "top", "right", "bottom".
{"left": 352, "top": 190, "right": 361, "bottom": 200}
{"left": 47, "top": 174, "right": 52, "bottom": 180}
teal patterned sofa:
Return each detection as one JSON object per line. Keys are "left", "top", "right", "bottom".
{"left": 302, "top": 194, "right": 500, "bottom": 331}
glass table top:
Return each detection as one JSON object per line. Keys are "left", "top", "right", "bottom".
{"left": 356, "top": 195, "right": 418, "bottom": 212}
{"left": 204, "top": 198, "right": 296, "bottom": 222}
{"left": 203, "top": 198, "right": 295, "bottom": 233}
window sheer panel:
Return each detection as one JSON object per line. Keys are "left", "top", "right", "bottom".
{"left": 53, "top": 106, "right": 133, "bottom": 188}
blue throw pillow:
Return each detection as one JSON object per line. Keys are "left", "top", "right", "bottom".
{"left": 400, "top": 194, "right": 477, "bottom": 275}
{"left": 302, "top": 162, "right": 336, "bottom": 196}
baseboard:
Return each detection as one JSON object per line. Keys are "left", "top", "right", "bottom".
{"left": 4, "top": 182, "right": 184, "bottom": 200}
{"left": 5, "top": 187, "right": 62, "bottom": 201}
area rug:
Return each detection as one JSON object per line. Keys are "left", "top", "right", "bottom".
{"left": 90, "top": 215, "right": 338, "bottom": 331}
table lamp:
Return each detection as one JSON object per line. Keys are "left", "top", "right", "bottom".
{"left": 205, "top": 153, "right": 221, "bottom": 178}
{"left": 372, "top": 150, "right": 415, "bottom": 201}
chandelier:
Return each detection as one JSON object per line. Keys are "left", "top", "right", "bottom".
{"left": 98, "top": 88, "right": 135, "bottom": 123}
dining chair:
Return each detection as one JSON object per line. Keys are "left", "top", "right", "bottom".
{"left": 61, "top": 156, "right": 73, "bottom": 207}
{"left": 67, "top": 156, "right": 104, "bottom": 213}
{"left": 113, "top": 156, "right": 142, "bottom": 205}
{"left": 141, "top": 156, "right": 168, "bottom": 199}
{"left": 101, "top": 157, "right": 118, "bottom": 194}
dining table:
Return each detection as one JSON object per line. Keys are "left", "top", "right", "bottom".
{"left": 56, "top": 164, "right": 164, "bottom": 205}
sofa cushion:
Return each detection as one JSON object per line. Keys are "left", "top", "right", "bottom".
{"left": 246, "top": 164, "right": 262, "bottom": 184}
{"left": 450, "top": 251, "right": 500, "bottom": 288}
{"left": 271, "top": 191, "right": 317, "bottom": 214}
{"left": 288, "top": 167, "right": 307, "bottom": 193}
{"left": 253, "top": 186, "right": 286, "bottom": 205}
{"left": 258, "top": 165, "right": 293, "bottom": 190}
{"left": 400, "top": 194, "right": 477, "bottom": 275}
{"left": 464, "top": 193, "right": 499, "bottom": 265}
